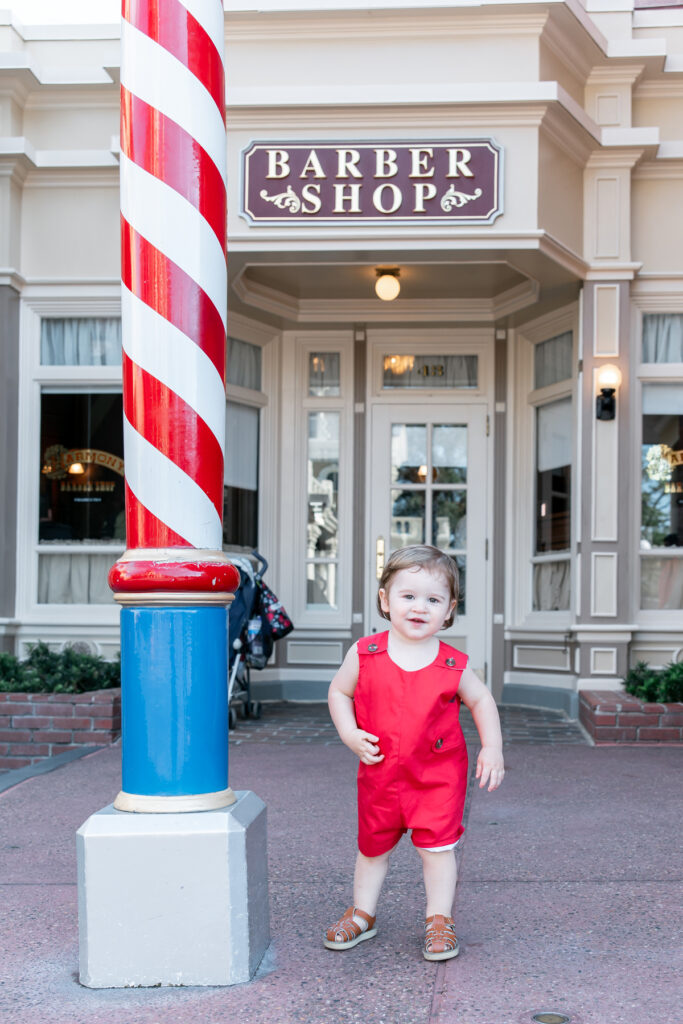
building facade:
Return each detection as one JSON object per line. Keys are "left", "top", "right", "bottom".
{"left": 1, "top": 0, "right": 682, "bottom": 712}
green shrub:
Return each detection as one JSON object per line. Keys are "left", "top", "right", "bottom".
{"left": 624, "top": 659, "right": 683, "bottom": 704}
{"left": 0, "top": 643, "right": 120, "bottom": 694}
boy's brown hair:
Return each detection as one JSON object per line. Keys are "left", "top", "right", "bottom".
{"left": 377, "top": 545, "right": 459, "bottom": 628}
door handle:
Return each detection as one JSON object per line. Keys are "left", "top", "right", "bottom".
{"left": 376, "top": 536, "right": 385, "bottom": 580}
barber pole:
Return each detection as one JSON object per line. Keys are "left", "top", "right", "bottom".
{"left": 109, "top": 0, "right": 238, "bottom": 812}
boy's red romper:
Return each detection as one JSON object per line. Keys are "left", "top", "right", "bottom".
{"left": 354, "top": 631, "right": 469, "bottom": 857}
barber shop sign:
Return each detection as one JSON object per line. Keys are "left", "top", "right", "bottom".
{"left": 241, "top": 140, "right": 503, "bottom": 224}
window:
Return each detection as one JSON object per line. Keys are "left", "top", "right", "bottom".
{"left": 306, "top": 411, "right": 339, "bottom": 608}
{"left": 223, "top": 337, "right": 262, "bottom": 548}
{"left": 35, "top": 317, "right": 124, "bottom": 606}
{"left": 531, "top": 331, "right": 573, "bottom": 612}
{"left": 641, "top": 384, "right": 683, "bottom": 609}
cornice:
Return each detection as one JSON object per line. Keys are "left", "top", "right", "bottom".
{"left": 585, "top": 261, "right": 642, "bottom": 280}
{"left": 585, "top": 146, "right": 646, "bottom": 168}
{"left": 224, "top": 9, "right": 550, "bottom": 42}
{"left": 633, "top": 158, "right": 683, "bottom": 180}
{"left": 634, "top": 79, "right": 683, "bottom": 100}
{"left": 0, "top": 268, "right": 26, "bottom": 291}
{"left": 586, "top": 64, "right": 646, "bottom": 87}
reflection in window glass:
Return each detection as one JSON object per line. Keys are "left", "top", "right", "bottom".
{"left": 432, "top": 425, "right": 467, "bottom": 483}
{"left": 41, "top": 318, "right": 122, "bottom": 367}
{"left": 40, "top": 393, "right": 125, "bottom": 544}
{"left": 391, "top": 490, "right": 425, "bottom": 549}
{"left": 383, "top": 354, "right": 477, "bottom": 389}
{"left": 536, "top": 398, "right": 571, "bottom": 553}
{"left": 39, "top": 392, "right": 124, "bottom": 604}
{"left": 309, "top": 352, "right": 340, "bottom": 396}
{"left": 433, "top": 491, "right": 466, "bottom": 551}
{"left": 641, "top": 383, "right": 683, "bottom": 609}
{"left": 391, "top": 424, "right": 426, "bottom": 483}
{"left": 534, "top": 332, "right": 572, "bottom": 389}
{"left": 307, "top": 412, "right": 339, "bottom": 608}
{"left": 454, "top": 555, "right": 466, "bottom": 615}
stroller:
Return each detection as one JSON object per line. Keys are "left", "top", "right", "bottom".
{"left": 227, "top": 551, "right": 293, "bottom": 730}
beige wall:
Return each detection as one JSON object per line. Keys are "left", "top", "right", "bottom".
{"left": 538, "top": 132, "right": 584, "bottom": 255}
{"left": 21, "top": 180, "right": 120, "bottom": 279}
{"left": 632, "top": 174, "right": 683, "bottom": 272}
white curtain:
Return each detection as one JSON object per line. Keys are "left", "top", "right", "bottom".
{"left": 41, "top": 318, "right": 122, "bottom": 366}
{"left": 641, "top": 557, "right": 683, "bottom": 610}
{"left": 537, "top": 398, "right": 572, "bottom": 472}
{"left": 534, "top": 331, "right": 572, "bottom": 389}
{"left": 224, "top": 403, "right": 259, "bottom": 490}
{"left": 533, "top": 560, "right": 570, "bottom": 611}
{"left": 642, "top": 314, "right": 683, "bottom": 364}
{"left": 227, "top": 336, "right": 261, "bottom": 390}
{"left": 38, "top": 554, "right": 115, "bottom": 604}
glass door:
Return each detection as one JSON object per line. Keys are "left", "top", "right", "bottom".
{"left": 368, "top": 404, "right": 488, "bottom": 674}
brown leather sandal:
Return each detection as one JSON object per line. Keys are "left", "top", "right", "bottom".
{"left": 423, "top": 914, "right": 460, "bottom": 961}
{"left": 324, "top": 906, "right": 377, "bottom": 950}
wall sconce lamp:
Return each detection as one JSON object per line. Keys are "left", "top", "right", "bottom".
{"left": 375, "top": 268, "right": 400, "bottom": 301}
{"left": 596, "top": 364, "right": 622, "bottom": 421}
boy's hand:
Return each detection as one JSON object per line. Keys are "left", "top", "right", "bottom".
{"left": 346, "top": 729, "right": 384, "bottom": 765}
{"left": 476, "top": 746, "right": 504, "bottom": 791}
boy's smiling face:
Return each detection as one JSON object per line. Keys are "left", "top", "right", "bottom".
{"left": 379, "top": 566, "right": 455, "bottom": 642}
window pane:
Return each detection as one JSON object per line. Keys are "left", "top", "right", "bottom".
{"left": 223, "top": 488, "right": 258, "bottom": 548}
{"left": 641, "top": 557, "right": 683, "bottom": 610}
{"left": 533, "top": 561, "right": 570, "bottom": 611}
{"left": 383, "top": 354, "right": 478, "bottom": 389}
{"left": 536, "top": 398, "right": 571, "bottom": 554}
{"left": 227, "top": 336, "right": 261, "bottom": 390}
{"left": 641, "top": 384, "right": 683, "bottom": 550}
{"left": 309, "top": 352, "right": 340, "bottom": 396}
{"left": 642, "top": 314, "right": 683, "bottom": 364}
{"left": 432, "top": 424, "right": 467, "bottom": 483}
{"left": 41, "top": 318, "right": 122, "bottom": 366}
{"left": 391, "top": 490, "right": 425, "bottom": 548}
{"left": 433, "top": 491, "right": 466, "bottom": 551}
{"left": 307, "top": 412, "right": 339, "bottom": 559}
{"left": 40, "top": 393, "right": 125, "bottom": 543}
{"left": 534, "top": 331, "right": 572, "bottom": 389}
{"left": 391, "top": 424, "right": 426, "bottom": 483}
{"left": 307, "top": 562, "right": 337, "bottom": 608}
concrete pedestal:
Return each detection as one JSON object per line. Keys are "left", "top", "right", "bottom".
{"left": 77, "top": 791, "right": 269, "bottom": 988}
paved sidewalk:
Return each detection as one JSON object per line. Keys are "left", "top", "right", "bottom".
{"left": 0, "top": 704, "right": 680, "bottom": 1024}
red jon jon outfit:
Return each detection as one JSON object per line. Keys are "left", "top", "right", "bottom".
{"left": 354, "top": 631, "right": 469, "bottom": 857}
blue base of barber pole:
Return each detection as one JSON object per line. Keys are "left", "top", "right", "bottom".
{"left": 115, "top": 605, "right": 233, "bottom": 811}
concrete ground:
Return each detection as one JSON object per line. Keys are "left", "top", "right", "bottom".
{"left": 0, "top": 704, "right": 680, "bottom": 1024}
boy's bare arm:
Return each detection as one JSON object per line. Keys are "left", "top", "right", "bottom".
{"left": 328, "top": 645, "right": 384, "bottom": 765}
{"left": 458, "top": 665, "right": 505, "bottom": 791}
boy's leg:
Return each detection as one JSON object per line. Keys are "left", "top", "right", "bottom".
{"left": 353, "top": 849, "right": 392, "bottom": 915}
{"left": 416, "top": 848, "right": 457, "bottom": 917}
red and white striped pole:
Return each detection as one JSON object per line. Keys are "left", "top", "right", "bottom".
{"left": 109, "top": 0, "right": 239, "bottom": 812}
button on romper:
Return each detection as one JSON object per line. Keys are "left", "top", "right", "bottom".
{"left": 354, "top": 631, "right": 469, "bottom": 858}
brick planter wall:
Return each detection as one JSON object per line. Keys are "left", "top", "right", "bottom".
{"left": 0, "top": 690, "right": 121, "bottom": 770}
{"left": 580, "top": 690, "right": 683, "bottom": 745}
